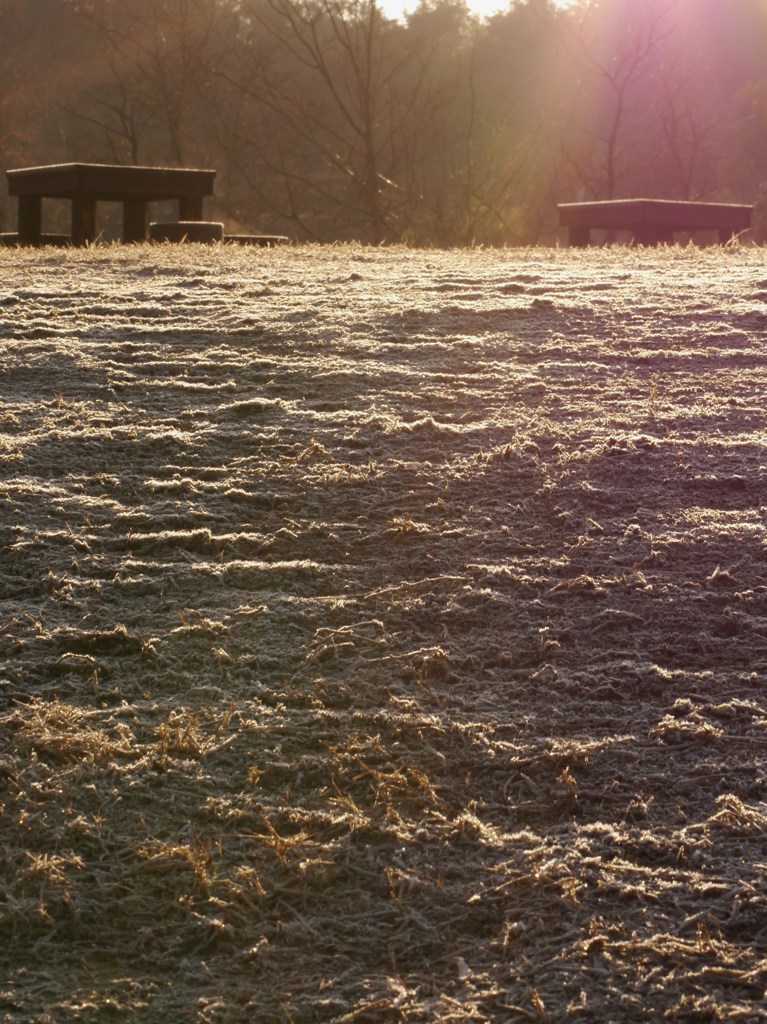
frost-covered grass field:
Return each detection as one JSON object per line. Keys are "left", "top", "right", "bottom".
{"left": 2, "top": 242, "right": 767, "bottom": 1023}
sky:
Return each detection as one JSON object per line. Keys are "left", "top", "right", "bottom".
{"left": 380, "top": 0, "right": 574, "bottom": 22}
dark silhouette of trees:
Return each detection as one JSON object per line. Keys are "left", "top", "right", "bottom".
{"left": 0, "top": 0, "right": 766, "bottom": 242}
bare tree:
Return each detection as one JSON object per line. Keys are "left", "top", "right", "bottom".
{"left": 239, "top": 0, "right": 426, "bottom": 241}
{"left": 207, "top": 0, "right": 493, "bottom": 242}
{"left": 71, "top": 0, "right": 218, "bottom": 166}
{"left": 562, "top": 0, "right": 670, "bottom": 199}
{"left": 656, "top": 74, "right": 719, "bottom": 200}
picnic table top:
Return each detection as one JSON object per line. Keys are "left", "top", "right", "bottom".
{"left": 7, "top": 163, "right": 216, "bottom": 202}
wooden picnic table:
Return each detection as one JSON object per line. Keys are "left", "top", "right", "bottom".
{"left": 6, "top": 162, "right": 216, "bottom": 246}
{"left": 558, "top": 198, "right": 752, "bottom": 247}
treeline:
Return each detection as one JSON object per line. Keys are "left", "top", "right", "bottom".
{"left": 1, "top": 0, "right": 766, "bottom": 244}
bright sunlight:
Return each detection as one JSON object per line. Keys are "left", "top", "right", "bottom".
{"left": 380, "top": 0, "right": 574, "bottom": 21}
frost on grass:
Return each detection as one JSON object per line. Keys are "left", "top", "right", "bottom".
{"left": 1, "top": 243, "right": 767, "bottom": 1022}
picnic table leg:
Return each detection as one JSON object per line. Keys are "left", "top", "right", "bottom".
{"left": 72, "top": 196, "right": 97, "bottom": 246}
{"left": 178, "top": 195, "right": 203, "bottom": 221}
{"left": 569, "top": 226, "right": 590, "bottom": 247}
{"left": 123, "top": 199, "right": 148, "bottom": 243}
{"left": 634, "top": 226, "right": 675, "bottom": 246}
{"left": 18, "top": 196, "right": 42, "bottom": 245}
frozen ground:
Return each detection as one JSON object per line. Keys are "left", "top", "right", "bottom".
{"left": 1, "top": 242, "right": 767, "bottom": 1022}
